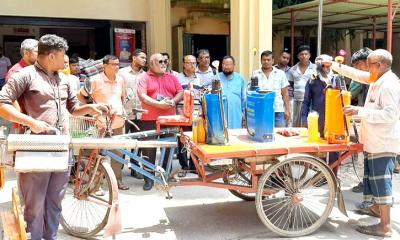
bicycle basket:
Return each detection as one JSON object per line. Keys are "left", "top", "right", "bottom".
{"left": 69, "top": 116, "right": 100, "bottom": 138}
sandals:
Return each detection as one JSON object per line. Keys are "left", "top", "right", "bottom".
{"left": 356, "top": 224, "right": 392, "bottom": 237}
{"left": 117, "top": 182, "right": 130, "bottom": 190}
{"left": 354, "top": 207, "right": 380, "bottom": 218}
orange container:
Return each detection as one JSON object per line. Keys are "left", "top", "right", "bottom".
{"left": 324, "top": 89, "right": 351, "bottom": 144}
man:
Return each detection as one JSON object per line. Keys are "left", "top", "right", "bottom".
{"left": 0, "top": 34, "right": 109, "bottom": 240}
{"left": 138, "top": 53, "right": 183, "bottom": 190}
{"left": 6, "top": 39, "right": 38, "bottom": 81}
{"left": 274, "top": 48, "right": 291, "bottom": 75}
{"left": 287, "top": 45, "right": 316, "bottom": 127}
{"left": 80, "top": 55, "right": 129, "bottom": 190}
{"left": 196, "top": 49, "right": 214, "bottom": 85}
{"left": 5, "top": 39, "right": 39, "bottom": 131}
{"left": 252, "top": 50, "right": 290, "bottom": 127}
{"left": 219, "top": 55, "right": 246, "bottom": 129}
{"left": 68, "top": 56, "right": 83, "bottom": 81}
{"left": 118, "top": 49, "right": 147, "bottom": 179}
{"left": 0, "top": 46, "right": 11, "bottom": 89}
{"left": 301, "top": 54, "right": 340, "bottom": 175}
{"left": 62, "top": 55, "right": 81, "bottom": 94}
{"left": 161, "top": 52, "right": 179, "bottom": 77}
{"left": 177, "top": 54, "right": 207, "bottom": 171}
{"left": 342, "top": 49, "right": 400, "bottom": 237}
{"left": 274, "top": 48, "right": 293, "bottom": 125}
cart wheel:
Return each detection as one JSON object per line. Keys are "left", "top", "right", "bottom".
{"left": 61, "top": 157, "right": 116, "bottom": 238}
{"left": 223, "top": 170, "right": 255, "bottom": 201}
{"left": 255, "top": 155, "right": 335, "bottom": 237}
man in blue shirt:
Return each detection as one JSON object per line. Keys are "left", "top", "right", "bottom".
{"left": 219, "top": 56, "right": 246, "bottom": 129}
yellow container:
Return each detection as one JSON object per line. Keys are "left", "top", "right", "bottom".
{"left": 197, "top": 117, "right": 206, "bottom": 143}
{"left": 324, "top": 89, "right": 351, "bottom": 144}
{"left": 307, "top": 112, "right": 320, "bottom": 142}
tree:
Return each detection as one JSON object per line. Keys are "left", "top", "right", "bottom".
{"left": 273, "top": 0, "right": 313, "bottom": 10}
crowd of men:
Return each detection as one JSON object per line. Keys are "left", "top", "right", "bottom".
{"left": 0, "top": 34, "right": 398, "bottom": 238}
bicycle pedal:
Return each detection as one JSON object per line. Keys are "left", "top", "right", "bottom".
{"left": 165, "top": 194, "right": 173, "bottom": 200}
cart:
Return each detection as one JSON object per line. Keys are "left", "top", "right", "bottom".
{"left": 178, "top": 128, "right": 363, "bottom": 237}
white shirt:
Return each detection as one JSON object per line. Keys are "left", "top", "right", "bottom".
{"left": 0, "top": 56, "right": 11, "bottom": 79}
{"left": 287, "top": 62, "right": 316, "bottom": 101}
{"left": 118, "top": 66, "right": 144, "bottom": 120}
{"left": 357, "top": 70, "right": 400, "bottom": 153}
{"left": 196, "top": 66, "right": 214, "bottom": 86}
{"left": 252, "top": 67, "right": 289, "bottom": 113}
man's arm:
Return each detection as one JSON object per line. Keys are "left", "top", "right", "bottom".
{"left": 0, "top": 103, "right": 51, "bottom": 133}
{"left": 300, "top": 81, "right": 312, "bottom": 127}
{"left": 71, "top": 103, "right": 109, "bottom": 116}
{"left": 171, "top": 91, "right": 183, "bottom": 105}
{"left": 331, "top": 61, "right": 370, "bottom": 84}
{"left": 281, "top": 86, "right": 290, "bottom": 122}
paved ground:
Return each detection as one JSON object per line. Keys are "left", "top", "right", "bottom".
{"left": 1, "top": 158, "right": 400, "bottom": 240}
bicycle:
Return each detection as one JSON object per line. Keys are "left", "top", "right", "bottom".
{"left": 60, "top": 112, "right": 178, "bottom": 238}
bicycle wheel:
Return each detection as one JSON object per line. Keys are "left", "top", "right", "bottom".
{"left": 223, "top": 170, "right": 255, "bottom": 201}
{"left": 255, "top": 155, "right": 335, "bottom": 237}
{"left": 61, "top": 157, "right": 116, "bottom": 238}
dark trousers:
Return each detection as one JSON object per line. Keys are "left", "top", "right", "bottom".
{"left": 137, "top": 121, "right": 171, "bottom": 179}
{"left": 19, "top": 170, "right": 69, "bottom": 240}
{"left": 125, "top": 119, "right": 142, "bottom": 171}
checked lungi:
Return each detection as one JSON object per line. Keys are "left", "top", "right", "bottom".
{"left": 363, "top": 152, "right": 396, "bottom": 205}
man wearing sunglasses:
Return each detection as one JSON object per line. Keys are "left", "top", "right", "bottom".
{"left": 137, "top": 53, "right": 183, "bottom": 190}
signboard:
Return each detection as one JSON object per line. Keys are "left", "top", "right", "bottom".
{"left": 114, "top": 28, "right": 136, "bottom": 67}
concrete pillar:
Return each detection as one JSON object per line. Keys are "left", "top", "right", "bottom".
{"left": 148, "top": 0, "right": 171, "bottom": 55}
{"left": 231, "top": 0, "right": 272, "bottom": 79}
{"left": 351, "top": 30, "right": 364, "bottom": 53}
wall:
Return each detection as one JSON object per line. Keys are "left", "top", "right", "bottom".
{"left": 0, "top": 0, "right": 149, "bottom": 21}
{"left": 171, "top": 7, "right": 229, "bottom": 35}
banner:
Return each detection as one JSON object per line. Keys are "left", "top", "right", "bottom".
{"left": 114, "top": 28, "right": 136, "bottom": 67}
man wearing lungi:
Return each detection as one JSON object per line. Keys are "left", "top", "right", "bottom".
{"left": 343, "top": 49, "right": 400, "bottom": 237}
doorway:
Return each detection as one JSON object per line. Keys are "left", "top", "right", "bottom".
{"left": 184, "top": 33, "right": 229, "bottom": 63}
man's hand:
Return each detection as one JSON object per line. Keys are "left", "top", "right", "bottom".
{"left": 28, "top": 119, "right": 53, "bottom": 134}
{"left": 343, "top": 106, "right": 359, "bottom": 116}
{"left": 157, "top": 99, "right": 174, "bottom": 109}
{"left": 88, "top": 103, "right": 111, "bottom": 116}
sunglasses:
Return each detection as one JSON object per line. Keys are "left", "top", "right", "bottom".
{"left": 158, "top": 60, "right": 168, "bottom": 65}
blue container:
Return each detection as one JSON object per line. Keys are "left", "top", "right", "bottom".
{"left": 204, "top": 93, "right": 228, "bottom": 145}
{"left": 246, "top": 90, "right": 276, "bottom": 142}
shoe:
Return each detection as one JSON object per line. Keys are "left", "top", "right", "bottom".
{"left": 130, "top": 169, "right": 144, "bottom": 179}
{"left": 356, "top": 223, "right": 392, "bottom": 237}
{"left": 352, "top": 182, "right": 363, "bottom": 193}
{"left": 143, "top": 177, "right": 154, "bottom": 191}
{"left": 117, "top": 181, "right": 130, "bottom": 190}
